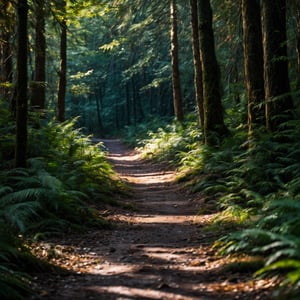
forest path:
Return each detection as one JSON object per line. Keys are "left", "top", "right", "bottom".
{"left": 32, "top": 139, "right": 274, "bottom": 300}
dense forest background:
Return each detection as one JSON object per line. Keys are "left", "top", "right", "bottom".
{"left": 2, "top": 0, "right": 300, "bottom": 299}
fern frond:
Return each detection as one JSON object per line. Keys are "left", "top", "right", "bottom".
{"left": 0, "top": 186, "right": 13, "bottom": 197}
{"left": 255, "top": 259, "right": 300, "bottom": 285}
{"left": 0, "top": 188, "right": 47, "bottom": 205}
{"left": 4, "top": 201, "right": 40, "bottom": 233}
{"left": 0, "top": 266, "right": 32, "bottom": 300}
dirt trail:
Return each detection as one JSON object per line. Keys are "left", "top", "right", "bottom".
{"left": 32, "top": 140, "right": 274, "bottom": 300}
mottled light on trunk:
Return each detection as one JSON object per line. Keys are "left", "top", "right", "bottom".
{"left": 57, "top": 10, "right": 67, "bottom": 123}
{"left": 190, "top": 0, "right": 204, "bottom": 129}
{"left": 242, "top": 0, "right": 265, "bottom": 140}
{"left": 170, "top": 0, "right": 184, "bottom": 122}
{"left": 198, "top": 0, "right": 227, "bottom": 145}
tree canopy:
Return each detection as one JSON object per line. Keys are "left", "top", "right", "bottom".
{"left": 1, "top": 0, "right": 300, "bottom": 298}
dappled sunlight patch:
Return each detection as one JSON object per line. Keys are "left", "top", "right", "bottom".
{"left": 109, "top": 214, "right": 202, "bottom": 224}
{"left": 85, "top": 285, "right": 200, "bottom": 300}
{"left": 31, "top": 140, "right": 277, "bottom": 299}
{"left": 108, "top": 152, "right": 141, "bottom": 161}
{"left": 121, "top": 172, "right": 176, "bottom": 184}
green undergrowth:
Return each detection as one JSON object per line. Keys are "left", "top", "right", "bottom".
{"left": 0, "top": 100, "right": 127, "bottom": 299}
{"left": 125, "top": 116, "right": 300, "bottom": 297}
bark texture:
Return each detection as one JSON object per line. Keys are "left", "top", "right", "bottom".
{"left": 262, "top": 0, "right": 293, "bottom": 131}
{"left": 198, "top": 0, "right": 227, "bottom": 145}
{"left": 170, "top": 0, "right": 184, "bottom": 122}
{"left": 15, "top": 0, "right": 28, "bottom": 167}
{"left": 57, "top": 13, "right": 67, "bottom": 122}
{"left": 190, "top": 0, "right": 204, "bottom": 128}
{"left": 242, "top": 0, "right": 265, "bottom": 138}
{"left": 31, "top": 0, "right": 46, "bottom": 110}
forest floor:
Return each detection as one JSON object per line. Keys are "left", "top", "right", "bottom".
{"left": 30, "top": 139, "right": 278, "bottom": 300}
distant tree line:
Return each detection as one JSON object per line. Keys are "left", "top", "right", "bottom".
{"left": 0, "top": 0, "right": 299, "bottom": 164}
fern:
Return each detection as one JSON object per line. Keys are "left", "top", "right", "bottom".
{"left": 0, "top": 219, "right": 33, "bottom": 300}
{"left": 256, "top": 259, "right": 300, "bottom": 281}
{"left": 3, "top": 202, "right": 41, "bottom": 233}
{"left": 0, "top": 266, "right": 32, "bottom": 300}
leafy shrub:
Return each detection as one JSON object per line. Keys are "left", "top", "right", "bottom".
{"left": 133, "top": 113, "right": 300, "bottom": 295}
{"left": 217, "top": 121, "right": 300, "bottom": 296}
{"left": 0, "top": 108, "right": 125, "bottom": 298}
{"left": 137, "top": 116, "right": 203, "bottom": 166}
{"left": 0, "top": 220, "right": 33, "bottom": 300}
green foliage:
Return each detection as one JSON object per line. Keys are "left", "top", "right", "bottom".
{"left": 0, "top": 100, "right": 15, "bottom": 163}
{"left": 28, "top": 117, "right": 123, "bottom": 203}
{"left": 20, "top": 118, "right": 122, "bottom": 234}
{"left": 133, "top": 110, "right": 300, "bottom": 295}
{"left": 214, "top": 121, "right": 300, "bottom": 295}
{"left": 122, "top": 116, "right": 172, "bottom": 146}
{"left": 0, "top": 265, "right": 32, "bottom": 300}
{"left": 135, "top": 116, "right": 203, "bottom": 166}
{"left": 0, "top": 220, "right": 33, "bottom": 300}
{"left": 0, "top": 107, "right": 124, "bottom": 298}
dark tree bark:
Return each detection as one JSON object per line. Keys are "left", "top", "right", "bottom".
{"left": 126, "top": 82, "right": 131, "bottom": 125}
{"left": 261, "top": 0, "right": 293, "bottom": 131}
{"left": 15, "top": 0, "right": 28, "bottom": 168}
{"left": 0, "top": 1, "right": 14, "bottom": 103}
{"left": 170, "top": 0, "right": 184, "bottom": 122}
{"left": 241, "top": 0, "right": 265, "bottom": 139}
{"left": 190, "top": 0, "right": 204, "bottom": 128}
{"left": 296, "top": 2, "right": 300, "bottom": 88}
{"left": 198, "top": 0, "right": 227, "bottom": 145}
{"left": 95, "top": 87, "right": 103, "bottom": 137}
{"left": 57, "top": 1, "right": 67, "bottom": 122}
{"left": 31, "top": 0, "right": 46, "bottom": 110}
{"left": 0, "top": 32, "right": 13, "bottom": 99}
{"left": 131, "top": 77, "right": 137, "bottom": 125}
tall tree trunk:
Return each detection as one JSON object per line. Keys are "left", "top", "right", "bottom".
{"left": 131, "top": 77, "right": 137, "bottom": 125}
{"left": 241, "top": 0, "right": 265, "bottom": 139}
{"left": 170, "top": 0, "right": 184, "bottom": 122}
{"left": 95, "top": 88, "right": 103, "bottom": 137}
{"left": 15, "top": 0, "right": 28, "bottom": 168}
{"left": 126, "top": 83, "right": 131, "bottom": 125}
{"left": 57, "top": 1, "right": 67, "bottom": 122}
{"left": 296, "top": 3, "right": 300, "bottom": 88}
{"left": 0, "top": 2, "right": 14, "bottom": 104}
{"left": 198, "top": 0, "right": 227, "bottom": 145}
{"left": 190, "top": 0, "right": 204, "bottom": 128}
{"left": 261, "top": 0, "right": 293, "bottom": 131}
{"left": 31, "top": 0, "right": 46, "bottom": 110}
{"left": 0, "top": 32, "right": 13, "bottom": 100}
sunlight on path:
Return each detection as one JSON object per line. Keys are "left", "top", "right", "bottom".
{"left": 106, "top": 143, "right": 176, "bottom": 185}
{"left": 33, "top": 140, "right": 275, "bottom": 300}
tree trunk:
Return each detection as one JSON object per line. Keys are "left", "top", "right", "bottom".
{"left": 95, "top": 89, "right": 103, "bottom": 137}
{"left": 198, "top": 0, "right": 227, "bottom": 145}
{"left": 57, "top": 2, "right": 67, "bottom": 122}
{"left": 31, "top": 0, "right": 46, "bottom": 110}
{"left": 296, "top": 3, "right": 300, "bottom": 88}
{"left": 190, "top": 0, "right": 204, "bottom": 128}
{"left": 0, "top": 2, "right": 14, "bottom": 104}
{"left": 126, "top": 83, "right": 131, "bottom": 125}
{"left": 241, "top": 0, "right": 265, "bottom": 139}
{"left": 0, "top": 32, "right": 13, "bottom": 100}
{"left": 131, "top": 77, "right": 137, "bottom": 125}
{"left": 170, "top": 0, "right": 184, "bottom": 122}
{"left": 261, "top": 0, "right": 293, "bottom": 131}
{"left": 15, "top": 0, "right": 28, "bottom": 168}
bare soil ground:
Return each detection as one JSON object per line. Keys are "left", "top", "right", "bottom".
{"left": 30, "top": 139, "right": 277, "bottom": 300}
